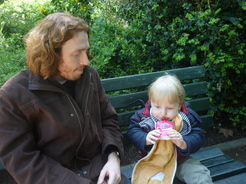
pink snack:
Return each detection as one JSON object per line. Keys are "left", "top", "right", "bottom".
{"left": 156, "top": 120, "right": 174, "bottom": 140}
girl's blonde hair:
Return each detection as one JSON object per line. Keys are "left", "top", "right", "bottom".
{"left": 148, "top": 74, "right": 185, "bottom": 105}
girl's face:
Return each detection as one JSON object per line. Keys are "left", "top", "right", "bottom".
{"left": 151, "top": 100, "right": 181, "bottom": 121}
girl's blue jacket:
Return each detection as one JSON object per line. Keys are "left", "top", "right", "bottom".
{"left": 127, "top": 101, "right": 205, "bottom": 160}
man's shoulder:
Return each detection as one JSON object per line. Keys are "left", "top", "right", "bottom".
{"left": 1, "top": 69, "right": 29, "bottom": 90}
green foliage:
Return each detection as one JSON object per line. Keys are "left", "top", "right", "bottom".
{"left": 90, "top": 1, "right": 155, "bottom": 78}
{"left": 0, "top": 0, "right": 47, "bottom": 87}
{"left": 49, "top": 0, "right": 94, "bottom": 23}
{"left": 90, "top": 17, "right": 155, "bottom": 78}
{"left": 0, "top": 0, "right": 245, "bottom": 128}
{"left": 0, "top": 47, "right": 26, "bottom": 86}
{"left": 0, "top": 1, "right": 44, "bottom": 37}
{"left": 99, "top": 0, "right": 246, "bottom": 128}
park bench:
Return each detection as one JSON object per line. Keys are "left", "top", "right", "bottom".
{"left": 101, "top": 65, "right": 246, "bottom": 183}
{"left": 0, "top": 65, "right": 245, "bottom": 184}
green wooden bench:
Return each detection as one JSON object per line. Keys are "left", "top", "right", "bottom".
{"left": 101, "top": 65, "right": 246, "bottom": 183}
{"left": 1, "top": 65, "right": 245, "bottom": 184}
{"left": 102, "top": 65, "right": 213, "bottom": 145}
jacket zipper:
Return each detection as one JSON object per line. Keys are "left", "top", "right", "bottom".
{"left": 83, "top": 71, "right": 91, "bottom": 116}
{"left": 64, "top": 94, "right": 83, "bottom": 153}
{"left": 68, "top": 71, "right": 92, "bottom": 162}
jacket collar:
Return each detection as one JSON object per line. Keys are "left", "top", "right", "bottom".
{"left": 27, "top": 66, "right": 91, "bottom": 93}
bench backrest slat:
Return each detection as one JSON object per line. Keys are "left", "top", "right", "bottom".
{"left": 189, "top": 97, "right": 210, "bottom": 112}
{"left": 108, "top": 82, "right": 208, "bottom": 109}
{"left": 102, "top": 65, "right": 205, "bottom": 92}
{"left": 117, "top": 97, "right": 211, "bottom": 127}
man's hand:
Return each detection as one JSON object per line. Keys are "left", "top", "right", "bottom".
{"left": 97, "top": 152, "right": 121, "bottom": 184}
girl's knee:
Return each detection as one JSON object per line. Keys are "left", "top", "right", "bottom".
{"left": 176, "top": 157, "right": 213, "bottom": 184}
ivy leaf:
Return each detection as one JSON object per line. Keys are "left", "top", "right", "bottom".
{"left": 218, "top": 128, "right": 233, "bottom": 138}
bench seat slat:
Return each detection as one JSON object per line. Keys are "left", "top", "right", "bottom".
{"left": 201, "top": 155, "right": 234, "bottom": 168}
{"left": 214, "top": 172, "right": 246, "bottom": 184}
{"left": 210, "top": 161, "right": 246, "bottom": 181}
{"left": 191, "top": 147, "right": 224, "bottom": 161}
{"left": 121, "top": 167, "right": 133, "bottom": 180}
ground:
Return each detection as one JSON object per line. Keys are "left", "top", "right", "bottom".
{"left": 223, "top": 145, "right": 246, "bottom": 165}
{"left": 122, "top": 126, "right": 246, "bottom": 166}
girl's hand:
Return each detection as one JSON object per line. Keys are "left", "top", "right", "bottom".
{"left": 146, "top": 130, "right": 161, "bottom": 145}
{"left": 168, "top": 129, "right": 187, "bottom": 149}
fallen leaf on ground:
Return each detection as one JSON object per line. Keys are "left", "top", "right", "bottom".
{"left": 218, "top": 128, "right": 233, "bottom": 138}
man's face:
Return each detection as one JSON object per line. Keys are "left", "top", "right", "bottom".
{"left": 59, "top": 31, "right": 90, "bottom": 81}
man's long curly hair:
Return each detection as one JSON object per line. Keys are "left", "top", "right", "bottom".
{"left": 24, "top": 12, "right": 92, "bottom": 79}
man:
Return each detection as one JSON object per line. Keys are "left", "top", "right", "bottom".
{"left": 0, "top": 12, "right": 128, "bottom": 184}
